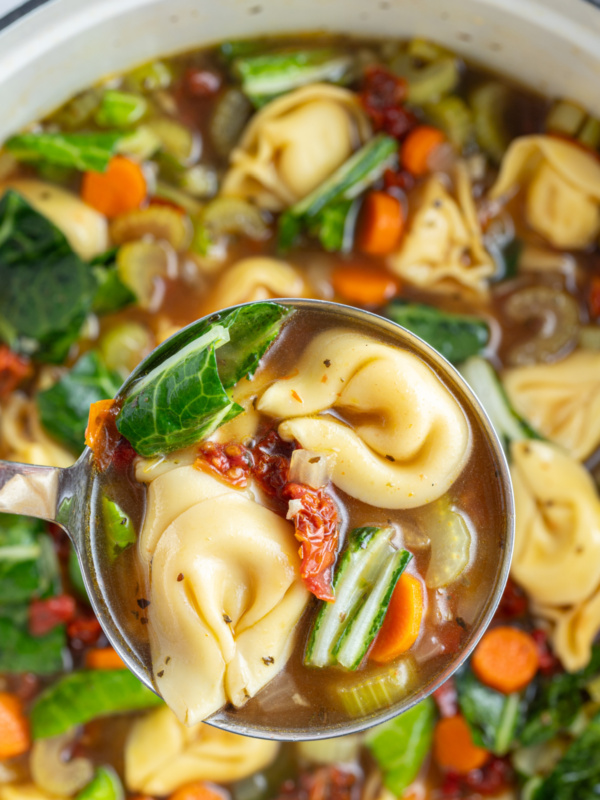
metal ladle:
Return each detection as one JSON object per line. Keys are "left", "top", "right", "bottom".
{"left": 0, "top": 299, "right": 514, "bottom": 740}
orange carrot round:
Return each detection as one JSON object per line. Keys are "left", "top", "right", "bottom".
{"left": 357, "top": 190, "right": 405, "bottom": 255}
{"left": 331, "top": 264, "right": 401, "bottom": 306}
{"left": 85, "top": 646, "right": 125, "bottom": 670}
{"left": 434, "top": 714, "right": 490, "bottom": 774}
{"left": 0, "top": 692, "right": 30, "bottom": 760}
{"left": 402, "top": 125, "right": 446, "bottom": 176}
{"left": 472, "top": 626, "right": 539, "bottom": 694}
{"left": 370, "top": 573, "right": 424, "bottom": 663}
{"left": 82, "top": 156, "right": 147, "bottom": 218}
{"left": 168, "top": 782, "right": 227, "bottom": 800}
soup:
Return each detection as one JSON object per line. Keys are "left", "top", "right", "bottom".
{"left": 0, "top": 29, "right": 599, "bottom": 800}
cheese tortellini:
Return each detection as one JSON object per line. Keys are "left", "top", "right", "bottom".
{"left": 490, "top": 135, "right": 600, "bottom": 249}
{"left": 388, "top": 164, "right": 494, "bottom": 293}
{"left": 510, "top": 440, "right": 600, "bottom": 670}
{"left": 221, "top": 84, "right": 371, "bottom": 211}
{"left": 139, "top": 467, "right": 309, "bottom": 724}
{"left": 258, "top": 330, "right": 471, "bottom": 509}
{"left": 503, "top": 350, "right": 600, "bottom": 461}
{"left": 125, "top": 705, "right": 279, "bottom": 794}
{"left": 0, "top": 394, "right": 74, "bottom": 469}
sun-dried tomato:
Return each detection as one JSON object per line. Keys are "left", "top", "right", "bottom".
{"left": 0, "top": 345, "right": 32, "bottom": 397}
{"left": 531, "top": 628, "right": 560, "bottom": 675}
{"left": 29, "top": 595, "right": 76, "bottom": 636}
{"left": 276, "top": 766, "right": 361, "bottom": 800}
{"left": 251, "top": 431, "right": 294, "bottom": 500}
{"left": 67, "top": 615, "right": 102, "bottom": 648}
{"left": 360, "top": 65, "right": 418, "bottom": 141}
{"left": 589, "top": 275, "right": 600, "bottom": 319}
{"left": 433, "top": 677, "right": 458, "bottom": 718}
{"left": 283, "top": 482, "right": 339, "bottom": 602}
{"left": 495, "top": 577, "right": 528, "bottom": 620}
{"left": 463, "top": 757, "right": 513, "bottom": 796}
{"left": 110, "top": 438, "right": 138, "bottom": 472}
{"left": 383, "top": 166, "right": 416, "bottom": 194}
{"left": 195, "top": 440, "right": 253, "bottom": 488}
{"left": 184, "top": 67, "right": 223, "bottom": 97}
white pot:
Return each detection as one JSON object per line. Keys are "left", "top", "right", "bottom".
{"left": 1, "top": 0, "right": 600, "bottom": 142}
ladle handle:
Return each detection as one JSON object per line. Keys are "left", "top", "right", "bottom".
{"left": 0, "top": 459, "right": 62, "bottom": 522}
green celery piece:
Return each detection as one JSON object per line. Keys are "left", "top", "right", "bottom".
{"left": 425, "top": 95, "right": 474, "bottom": 149}
{"left": 532, "top": 710, "right": 600, "bottom": 800}
{"left": 77, "top": 767, "right": 124, "bottom": 800}
{"left": 308, "top": 198, "right": 356, "bottom": 253}
{"left": 126, "top": 60, "right": 173, "bottom": 92}
{"left": 366, "top": 697, "right": 437, "bottom": 795}
{"left": 0, "top": 191, "right": 97, "bottom": 363}
{"left": 0, "top": 604, "right": 65, "bottom": 674}
{"left": 91, "top": 252, "right": 137, "bottom": 316}
{"left": 233, "top": 48, "right": 353, "bottom": 104}
{"left": 102, "top": 497, "right": 136, "bottom": 560}
{"left": 0, "top": 514, "right": 60, "bottom": 604}
{"left": 456, "top": 666, "right": 524, "bottom": 755}
{"left": 31, "top": 669, "right": 163, "bottom": 739}
{"left": 336, "top": 658, "right": 417, "bottom": 718}
{"left": 5, "top": 132, "right": 122, "bottom": 173}
{"left": 95, "top": 90, "right": 148, "bottom": 129}
{"left": 385, "top": 300, "right": 489, "bottom": 363}
{"left": 37, "top": 352, "right": 122, "bottom": 454}
{"left": 470, "top": 82, "right": 510, "bottom": 165}
{"left": 117, "top": 302, "right": 292, "bottom": 457}
{"left": 220, "top": 39, "right": 267, "bottom": 63}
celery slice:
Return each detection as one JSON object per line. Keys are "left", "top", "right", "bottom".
{"left": 335, "top": 657, "right": 417, "bottom": 717}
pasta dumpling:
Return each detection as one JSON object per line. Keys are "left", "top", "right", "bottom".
{"left": 489, "top": 135, "right": 600, "bottom": 249}
{"left": 532, "top": 587, "right": 600, "bottom": 672}
{"left": 258, "top": 330, "right": 471, "bottom": 509}
{"left": 221, "top": 84, "right": 371, "bottom": 211}
{"left": 125, "top": 705, "right": 279, "bottom": 794}
{"left": 388, "top": 164, "right": 494, "bottom": 293}
{"left": 140, "top": 468, "right": 309, "bottom": 724}
{"left": 503, "top": 350, "right": 600, "bottom": 461}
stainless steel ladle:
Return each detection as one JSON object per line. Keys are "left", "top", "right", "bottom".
{"left": 0, "top": 299, "right": 514, "bottom": 740}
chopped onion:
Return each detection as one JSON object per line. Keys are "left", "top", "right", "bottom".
{"left": 288, "top": 448, "right": 335, "bottom": 489}
{"left": 31, "top": 732, "right": 94, "bottom": 796}
{"left": 519, "top": 245, "right": 577, "bottom": 277}
{"left": 296, "top": 734, "right": 362, "bottom": 765}
{"left": 201, "top": 196, "right": 271, "bottom": 242}
{"left": 99, "top": 321, "right": 154, "bottom": 376}
{"left": 110, "top": 206, "right": 193, "bottom": 252}
{"left": 579, "top": 325, "right": 600, "bottom": 350}
{"left": 425, "top": 503, "right": 472, "bottom": 589}
{"left": 116, "top": 241, "right": 175, "bottom": 311}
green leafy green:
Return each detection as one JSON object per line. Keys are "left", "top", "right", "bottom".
{"left": 0, "top": 514, "right": 59, "bottom": 604}
{"left": 76, "top": 767, "right": 124, "bottom": 800}
{"left": 0, "top": 604, "right": 65, "bottom": 674}
{"left": 0, "top": 191, "right": 97, "bottom": 362}
{"left": 117, "top": 302, "right": 292, "bottom": 457}
{"left": 366, "top": 697, "right": 437, "bottom": 795}
{"left": 532, "top": 710, "right": 600, "bottom": 800}
{"left": 95, "top": 91, "right": 148, "bottom": 129}
{"left": 308, "top": 198, "right": 356, "bottom": 253}
{"left": 31, "top": 669, "right": 163, "bottom": 739}
{"left": 385, "top": 301, "right": 489, "bottom": 363}
{"left": 278, "top": 135, "right": 398, "bottom": 251}
{"left": 5, "top": 131, "right": 122, "bottom": 172}
{"left": 456, "top": 666, "right": 524, "bottom": 755}
{"left": 37, "top": 352, "right": 122, "bottom": 454}
{"left": 102, "top": 497, "right": 136, "bottom": 560}
{"left": 91, "top": 249, "right": 137, "bottom": 316}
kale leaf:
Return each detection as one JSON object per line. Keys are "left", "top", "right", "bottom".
{"left": 385, "top": 301, "right": 489, "bottom": 363}
{"left": 5, "top": 131, "right": 122, "bottom": 172}
{"left": 91, "top": 249, "right": 136, "bottom": 316}
{"left": 117, "top": 302, "right": 292, "bottom": 457}
{"left": 0, "top": 605, "right": 65, "bottom": 675}
{"left": 0, "top": 514, "right": 60, "bottom": 604}
{"left": 37, "top": 351, "right": 122, "bottom": 454}
{"left": 0, "top": 191, "right": 97, "bottom": 362}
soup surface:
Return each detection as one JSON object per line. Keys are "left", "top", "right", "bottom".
{"left": 0, "top": 30, "right": 600, "bottom": 800}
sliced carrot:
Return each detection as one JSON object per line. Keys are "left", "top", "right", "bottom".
{"left": 81, "top": 156, "right": 147, "bottom": 218}
{"left": 331, "top": 264, "right": 401, "bottom": 306}
{"left": 471, "top": 626, "right": 539, "bottom": 694}
{"left": 357, "top": 190, "right": 405, "bottom": 255}
{"left": 85, "top": 646, "right": 125, "bottom": 670}
{"left": 402, "top": 125, "right": 446, "bottom": 176}
{"left": 0, "top": 692, "right": 30, "bottom": 760}
{"left": 434, "top": 714, "right": 490, "bottom": 774}
{"left": 370, "top": 573, "right": 424, "bottom": 663}
{"left": 168, "top": 782, "right": 227, "bottom": 800}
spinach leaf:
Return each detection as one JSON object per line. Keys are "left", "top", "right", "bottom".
{"left": 0, "top": 191, "right": 97, "bottom": 362}
{"left": 385, "top": 301, "right": 489, "bottom": 363}
{"left": 307, "top": 198, "right": 356, "bottom": 253}
{"left": 0, "top": 604, "right": 65, "bottom": 674}
{"left": 0, "top": 514, "right": 60, "bottom": 604}
{"left": 37, "top": 351, "right": 122, "bottom": 454}
{"left": 366, "top": 696, "right": 436, "bottom": 795}
{"left": 117, "top": 302, "right": 292, "bottom": 457}
{"left": 5, "top": 131, "right": 122, "bottom": 173}
{"left": 31, "top": 669, "right": 163, "bottom": 739}
{"left": 91, "top": 249, "right": 136, "bottom": 316}
{"left": 102, "top": 497, "right": 136, "bottom": 560}
{"left": 532, "top": 711, "right": 600, "bottom": 800}
{"left": 456, "top": 666, "right": 524, "bottom": 755}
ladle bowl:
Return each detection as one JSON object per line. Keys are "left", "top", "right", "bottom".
{"left": 0, "top": 299, "right": 514, "bottom": 740}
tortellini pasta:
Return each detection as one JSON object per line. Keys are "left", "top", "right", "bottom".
{"left": 139, "top": 467, "right": 309, "bottom": 724}
{"left": 221, "top": 84, "right": 371, "bottom": 211}
{"left": 0, "top": 394, "right": 74, "bottom": 469}
{"left": 204, "top": 256, "right": 310, "bottom": 314}
{"left": 532, "top": 587, "right": 600, "bottom": 673}
{"left": 388, "top": 164, "right": 494, "bottom": 293}
{"left": 0, "top": 787, "right": 69, "bottom": 800}
{"left": 510, "top": 440, "right": 600, "bottom": 670}
{"left": 258, "top": 330, "right": 471, "bottom": 509}
{"left": 125, "top": 705, "right": 279, "bottom": 794}
{"left": 489, "top": 135, "right": 600, "bottom": 249}
{"left": 503, "top": 350, "right": 600, "bottom": 461}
